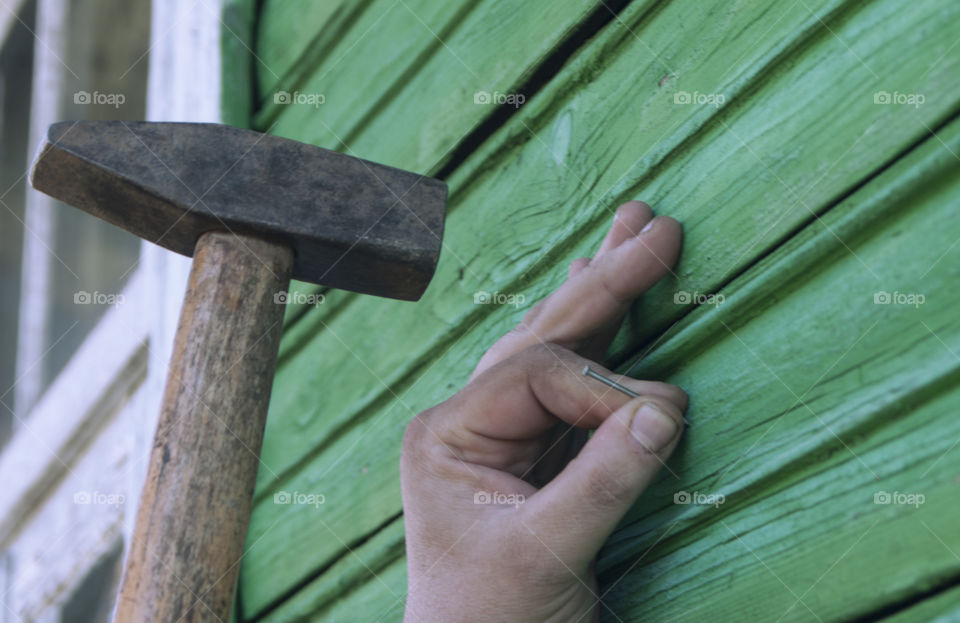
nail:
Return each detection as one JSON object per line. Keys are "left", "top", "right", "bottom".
{"left": 631, "top": 402, "right": 679, "bottom": 452}
{"left": 640, "top": 217, "right": 657, "bottom": 233}
{"left": 582, "top": 366, "right": 690, "bottom": 426}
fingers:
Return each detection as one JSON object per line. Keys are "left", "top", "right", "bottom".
{"left": 596, "top": 200, "right": 653, "bottom": 255}
{"left": 471, "top": 201, "right": 682, "bottom": 379}
{"left": 519, "top": 395, "right": 685, "bottom": 567}
{"left": 418, "top": 344, "right": 685, "bottom": 476}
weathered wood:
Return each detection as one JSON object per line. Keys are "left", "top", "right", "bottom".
{"left": 256, "top": 0, "right": 627, "bottom": 169}
{"left": 243, "top": 0, "right": 960, "bottom": 617}
{"left": 255, "top": 110, "right": 960, "bottom": 623}
{"left": 251, "top": 0, "right": 960, "bottom": 499}
{"left": 251, "top": 0, "right": 955, "bottom": 542}
{"left": 254, "top": 0, "right": 359, "bottom": 102}
{"left": 219, "top": 0, "right": 256, "bottom": 127}
{"left": 259, "top": 518, "right": 407, "bottom": 622}
{"left": 880, "top": 584, "right": 960, "bottom": 622}
{"left": 595, "top": 125, "right": 960, "bottom": 621}
{"left": 115, "top": 232, "right": 292, "bottom": 622}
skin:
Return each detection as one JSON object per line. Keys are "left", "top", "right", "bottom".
{"left": 401, "top": 201, "right": 687, "bottom": 622}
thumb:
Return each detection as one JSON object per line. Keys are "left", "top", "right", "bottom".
{"left": 520, "top": 396, "right": 684, "bottom": 567}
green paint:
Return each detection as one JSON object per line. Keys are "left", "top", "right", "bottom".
{"left": 219, "top": 0, "right": 256, "bottom": 127}
{"left": 254, "top": 0, "right": 358, "bottom": 102}
{"left": 234, "top": 0, "right": 960, "bottom": 619}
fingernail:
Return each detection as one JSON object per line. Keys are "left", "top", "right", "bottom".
{"left": 640, "top": 217, "right": 657, "bottom": 233}
{"left": 631, "top": 402, "right": 679, "bottom": 452}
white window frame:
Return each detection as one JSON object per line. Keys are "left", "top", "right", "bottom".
{"left": 0, "top": 0, "right": 236, "bottom": 618}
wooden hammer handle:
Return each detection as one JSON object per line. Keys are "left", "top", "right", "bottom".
{"left": 115, "top": 232, "right": 293, "bottom": 622}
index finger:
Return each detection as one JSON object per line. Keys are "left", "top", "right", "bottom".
{"left": 431, "top": 344, "right": 686, "bottom": 456}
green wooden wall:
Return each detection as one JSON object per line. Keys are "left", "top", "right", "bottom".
{"left": 232, "top": 0, "right": 960, "bottom": 620}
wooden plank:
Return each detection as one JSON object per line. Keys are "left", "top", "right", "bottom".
{"left": 241, "top": 0, "right": 960, "bottom": 616}
{"left": 256, "top": 113, "right": 960, "bottom": 622}
{"left": 252, "top": 0, "right": 958, "bottom": 502}
{"left": 219, "top": 0, "right": 256, "bottom": 127}
{"left": 254, "top": 0, "right": 357, "bottom": 99}
{"left": 255, "top": 0, "right": 627, "bottom": 168}
{"left": 593, "top": 129, "right": 960, "bottom": 621}
{"left": 258, "top": 518, "right": 406, "bottom": 622}
{"left": 880, "top": 585, "right": 960, "bottom": 623}
{"left": 602, "top": 384, "right": 960, "bottom": 622}
{"left": 254, "top": 0, "right": 837, "bottom": 495}
{"left": 254, "top": 0, "right": 473, "bottom": 132}
{"left": 254, "top": 0, "right": 960, "bottom": 497}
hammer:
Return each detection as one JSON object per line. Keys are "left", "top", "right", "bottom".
{"left": 30, "top": 121, "right": 447, "bottom": 622}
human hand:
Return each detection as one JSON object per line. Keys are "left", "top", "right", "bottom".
{"left": 401, "top": 202, "right": 687, "bottom": 622}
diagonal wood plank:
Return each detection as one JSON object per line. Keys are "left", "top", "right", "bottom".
{"left": 240, "top": 0, "right": 960, "bottom": 616}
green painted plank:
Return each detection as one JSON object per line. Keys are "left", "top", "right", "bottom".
{"left": 600, "top": 113, "right": 960, "bottom": 570}
{"left": 220, "top": 0, "right": 256, "bottom": 127}
{"left": 258, "top": 518, "right": 406, "bottom": 622}
{"left": 257, "top": 115, "right": 960, "bottom": 622}
{"left": 315, "top": 558, "right": 406, "bottom": 623}
{"left": 256, "top": 0, "right": 856, "bottom": 497}
{"left": 256, "top": 0, "right": 627, "bottom": 168}
{"left": 241, "top": 0, "right": 960, "bottom": 615}
{"left": 592, "top": 128, "right": 960, "bottom": 621}
{"left": 881, "top": 585, "right": 960, "bottom": 623}
{"left": 253, "top": 0, "right": 958, "bottom": 505}
{"left": 602, "top": 384, "right": 960, "bottom": 622}
{"left": 254, "top": 0, "right": 359, "bottom": 99}
{"left": 254, "top": 0, "right": 474, "bottom": 133}
{"left": 255, "top": 0, "right": 960, "bottom": 496}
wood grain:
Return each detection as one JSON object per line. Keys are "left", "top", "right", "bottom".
{"left": 256, "top": 108, "right": 960, "bottom": 623}
{"left": 115, "top": 232, "right": 292, "bottom": 622}
{"left": 255, "top": 0, "right": 624, "bottom": 170}
{"left": 240, "top": 0, "right": 960, "bottom": 618}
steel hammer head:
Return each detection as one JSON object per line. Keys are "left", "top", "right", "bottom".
{"left": 30, "top": 121, "right": 447, "bottom": 300}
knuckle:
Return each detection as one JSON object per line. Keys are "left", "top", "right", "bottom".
{"left": 523, "top": 341, "right": 571, "bottom": 366}
{"left": 402, "top": 409, "right": 435, "bottom": 457}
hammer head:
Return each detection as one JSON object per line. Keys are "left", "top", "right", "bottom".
{"left": 30, "top": 121, "right": 447, "bottom": 300}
